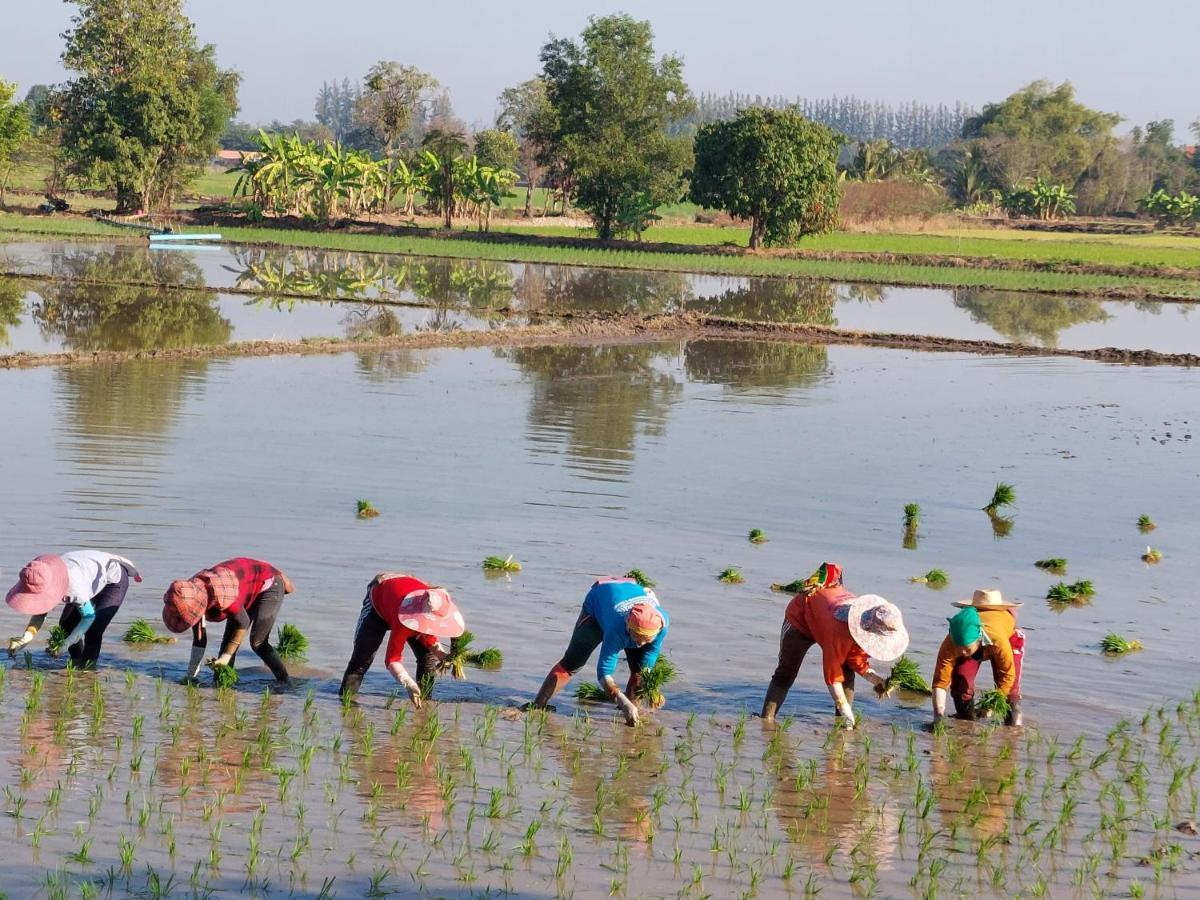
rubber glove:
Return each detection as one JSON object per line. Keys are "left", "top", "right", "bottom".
{"left": 388, "top": 662, "right": 423, "bottom": 708}
{"left": 837, "top": 701, "right": 856, "bottom": 728}
{"left": 614, "top": 692, "right": 640, "bottom": 726}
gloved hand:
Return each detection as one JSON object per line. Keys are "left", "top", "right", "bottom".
{"left": 837, "top": 702, "right": 856, "bottom": 728}
{"left": 398, "top": 671, "right": 423, "bottom": 709}
{"left": 8, "top": 629, "right": 36, "bottom": 657}
{"left": 614, "top": 692, "right": 640, "bottom": 726}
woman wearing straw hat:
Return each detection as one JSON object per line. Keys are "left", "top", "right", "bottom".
{"left": 6, "top": 550, "right": 141, "bottom": 667}
{"left": 931, "top": 589, "right": 1025, "bottom": 727}
{"left": 525, "top": 577, "right": 669, "bottom": 727}
{"left": 161, "top": 557, "right": 295, "bottom": 684}
{"left": 761, "top": 562, "right": 909, "bottom": 727}
{"left": 339, "top": 572, "right": 466, "bottom": 706}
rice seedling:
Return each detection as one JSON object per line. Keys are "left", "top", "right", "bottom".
{"left": 883, "top": 656, "right": 932, "bottom": 696}
{"left": 1141, "top": 547, "right": 1163, "bottom": 564}
{"left": 482, "top": 554, "right": 521, "bottom": 573}
{"left": 276, "top": 623, "right": 309, "bottom": 661}
{"left": 1047, "top": 580, "right": 1095, "bottom": 606}
{"left": 1137, "top": 515, "right": 1156, "bottom": 533}
{"left": 910, "top": 568, "right": 949, "bottom": 588}
{"left": 717, "top": 567, "right": 744, "bottom": 584}
{"left": 625, "top": 569, "right": 655, "bottom": 588}
{"left": 209, "top": 662, "right": 239, "bottom": 690}
{"left": 46, "top": 625, "right": 68, "bottom": 654}
{"left": 1101, "top": 634, "right": 1144, "bottom": 655}
{"left": 1034, "top": 558, "right": 1068, "bottom": 575}
{"left": 975, "top": 689, "right": 1011, "bottom": 721}
{"left": 748, "top": 528, "right": 768, "bottom": 544}
{"left": 356, "top": 499, "right": 379, "bottom": 519}
{"left": 770, "top": 578, "right": 806, "bottom": 594}
{"left": 904, "top": 503, "right": 921, "bottom": 524}
{"left": 575, "top": 682, "right": 610, "bottom": 703}
{"left": 635, "top": 658, "right": 677, "bottom": 708}
{"left": 983, "top": 482, "right": 1016, "bottom": 513}
{"left": 440, "top": 631, "right": 504, "bottom": 679}
{"left": 122, "top": 619, "right": 175, "bottom": 645}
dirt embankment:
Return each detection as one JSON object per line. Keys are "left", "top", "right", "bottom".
{"left": 3, "top": 311, "right": 1197, "bottom": 371}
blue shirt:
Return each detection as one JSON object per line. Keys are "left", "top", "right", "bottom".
{"left": 582, "top": 580, "right": 670, "bottom": 682}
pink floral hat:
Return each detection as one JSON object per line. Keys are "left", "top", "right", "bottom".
{"left": 846, "top": 594, "right": 909, "bottom": 662}
{"left": 395, "top": 588, "right": 466, "bottom": 639}
{"left": 6, "top": 555, "right": 69, "bottom": 616}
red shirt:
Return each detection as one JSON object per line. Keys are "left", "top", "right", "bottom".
{"left": 784, "top": 585, "right": 871, "bottom": 685}
{"left": 371, "top": 576, "right": 440, "bottom": 667}
{"left": 207, "top": 558, "right": 280, "bottom": 621}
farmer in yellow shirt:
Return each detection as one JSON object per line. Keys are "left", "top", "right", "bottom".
{"left": 931, "top": 589, "right": 1025, "bottom": 726}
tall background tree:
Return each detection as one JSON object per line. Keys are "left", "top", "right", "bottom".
{"left": 534, "top": 14, "right": 694, "bottom": 239}
{"left": 690, "top": 108, "right": 842, "bottom": 248}
{"left": 497, "top": 78, "right": 551, "bottom": 217}
{"left": 55, "top": 0, "right": 239, "bottom": 211}
{"left": 0, "top": 80, "right": 32, "bottom": 206}
{"left": 357, "top": 62, "right": 438, "bottom": 209}
{"left": 314, "top": 78, "right": 360, "bottom": 143}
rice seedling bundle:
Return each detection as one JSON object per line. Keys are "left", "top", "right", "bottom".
{"left": 717, "top": 567, "right": 744, "bottom": 584}
{"left": 883, "top": 656, "right": 931, "bottom": 696}
{"left": 1046, "top": 580, "right": 1094, "bottom": 605}
{"left": 1034, "top": 558, "right": 1067, "bottom": 574}
{"left": 1137, "top": 515, "right": 1156, "bottom": 533}
{"left": 634, "top": 657, "right": 677, "bottom": 707}
{"left": 910, "top": 568, "right": 948, "bottom": 588}
{"left": 748, "top": 529, "right": 768, "bottom": 544}
{"left": 974, "top": 689, "right": 1011, "bottom": 721}
{"left": 1141, "top": 547, "right": 1162, "bottom": 564}
{"left": 482, "top": 555, "right": 521, "bottom": 573}
{"left": 1101, "top": 634, "right": 1143, "bottom": 655}
{"left": 46, "top": 625, "right": 68, "bottom": 654}
{"left": 575, "top": 681, "right": 610, "bottom": 702}
{"left": 276, "top": 624, "right": 309, "bottom": 662}
{"left": 442, "top": 632, "right": 504, "bottom": 679}
{"left": 210, "top": 663, "right": 239, "bottom": 690}
{"left": 625, "top": 569, "right": 655, "bottom": 588}
{"left": 903, "top": 503, "right": 921, "bottom": 524}
{"left": 122, "top": 618, "right": 175, "bottom": 645}
{"left": 983, "top": 482, "right": 1016, "bottom": 513}
{"left": 770, "top": 579, "right": 806, "bottom": 594}
{"left": 356, "top": 499, "right": 379, "bottom": 519}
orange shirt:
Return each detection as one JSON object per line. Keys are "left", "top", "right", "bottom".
{"left": 784, "top": 586, "right": 871, "bottom": 685}
{"left": 932, "top": 608, "right": 1017, "bottom": 695}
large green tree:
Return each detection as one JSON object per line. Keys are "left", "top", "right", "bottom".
{"left": 534, "top": 15, "right": 694, "bottom": 239}
{"left": 357, "top": 62, "right": 438, "bottom": 208}
{"left": 689, "top": 108, "right": 842, "bottom": 248}
{"left": 56, "top": 0, "right": 239, "bottom": 212}
{"left": 0, "top": 80, "right": 32, "bottom": 207}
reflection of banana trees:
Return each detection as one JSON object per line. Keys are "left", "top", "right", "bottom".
{"left": 29, "top": 249, "right": 231, "bottom": 352}
{"left": 513, "top": 265, "right": 692, "bottom": 315}
{"left": 505, "top": 344, "right": 682, "bottom": 478}
{"left": 953, "top": 289, "right": 1109, "bottom": 347}
{"left": 687, "top": 278, "right": 838, "bottom": 325}
{"left": 0, "top": 278, "right": 23, "bottom": 347}
{"left": 342, "top": 305, "right": 403, "bottom": 340}
{"left": 684, "top": 340, "right": 829, "bottom": 392}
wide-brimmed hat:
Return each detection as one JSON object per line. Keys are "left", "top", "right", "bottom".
{"left": 953, "top": 588, "right": 1022, "bottom": 610}
{"left": 395, "top": 588, "right": 466, "bottom": 638}
{"left": 6, "top": 555, "right": 69, "bottom": 616}
{"left": 846, "top": 594, "right": 909, "bottom": 662}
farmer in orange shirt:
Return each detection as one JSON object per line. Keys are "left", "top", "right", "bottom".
{"left": 761, "top": 562, "right": 909, "bottom": 727}
{"left": 931, "top": 589, "right": 1025, "bottom": 726}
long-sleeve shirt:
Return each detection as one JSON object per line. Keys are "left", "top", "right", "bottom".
{"left": 932, "top": 608, "right": 1017, "bottom": 696}
{"left": 583, "top": 579, "right": 669, "bottom": 683}
{"left": 193, "top": 558, "right": 282, "bottom": 647}
{"left": 784, "top": 586, "right": 871, "bottom": 685}
{"left": 58, "top": 551, "right": 137, "bottom": 648}
{"left": 371, "top": 575, "right": 441, "bottom": 668}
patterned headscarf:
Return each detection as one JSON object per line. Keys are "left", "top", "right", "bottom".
{"left": 801, "top": 562, "right": 843, "bottom": 594}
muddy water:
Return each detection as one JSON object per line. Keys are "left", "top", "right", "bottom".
{"left": 3, "top": 240, "right": 1200, "bottom": 353}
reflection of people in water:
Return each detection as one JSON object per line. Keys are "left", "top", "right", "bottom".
{"left": 772, "top": 730, "right": 899, "bottom": 870}
{"left": 929, "top": 728, "right": 1019, "bottom": 842}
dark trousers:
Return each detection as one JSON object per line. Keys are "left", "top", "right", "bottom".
{"left": 767, "top": 620, "right": 856, "bottom": 709}
{"left": 59, "top": 568, "right": 129, "bottom": 668}
{"left": 219, "top": 580, "right": 289, "bottom": 681}
{"left": 556, "top": 607, "right": 648, "bottom": 676}
{"left": 339, "top": 593, "right": 440, "bottom": 697}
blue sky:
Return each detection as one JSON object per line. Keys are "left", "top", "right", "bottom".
{"left": 7, "top": 1, "right": 1198, "bottom": 139}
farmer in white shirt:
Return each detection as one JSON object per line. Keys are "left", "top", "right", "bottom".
{"left": 6, "top": 551, "right": 141, "bottom": 667}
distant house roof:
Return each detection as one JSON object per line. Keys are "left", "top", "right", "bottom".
{"left": 1185, "top": 145, "right": 1196, "bottom": 160}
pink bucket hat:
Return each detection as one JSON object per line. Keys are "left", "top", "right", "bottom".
{"left": 6, "top": 555, "right": 69, "bottom": 616}
{"left": 395, "top": 588, "right": 466, "bottom": 639}
{"left": 846, "top": 594, "right": 909, "bottom": 662}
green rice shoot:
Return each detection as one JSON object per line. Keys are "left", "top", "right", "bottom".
{"left": 1034, "top": 558, "right": 1068, "bottom": 574}
{"left": 983, "top": 482, "right": 1016, "bottom": 513}
{"left": 884, "top": 655, "right": 931, "bottom": 695}
{"left": 122, "top": 618, "right": 175, "bottom": 645}
{"left": 903, "top": 503, "right": 921, "bottom": 524}
{"left": 443, "top": 631, "right": 504, "bottom": 678}
{"left": 910, "top": 568, "right": 949, "bottom": 588}
{"left": 1137, "top": 514, "right": 1156, "bottom": 533}
{"left": 210, "top": 662, "right": 239, "bottom": 690}
{"left": 717, "top": 567, "right": 744, "bottom": 584}
{"left": 1101, "top": 633, "right": 1144, "bottom": 655}
{"left": 575, "top": 681, "right": 611, "bottom": 702}
{"left": 975, "top": 689, "right": 1011, "bottom": 720}
{"left": 47, "top": 625, "right": 68, "bottom": 654}
{"left": 625, "top": 569, "right": 656, "bottom": 588}
{"left": 482, "top": 554, "right": 521, "bottom": 573}
{"left": 465, "top": 647, "right": 503, "bottom": 669}
{"left": 356, "top": 499, "right": 379, "bottom": 519}
{"left": 276, "top": 624, "right": 309, "bottom": 662}
{"left": 748, "top": 528, "right": 768, "bottom": 544}
{"left": 634, "top": 657, "right": 677, "bottom": 707}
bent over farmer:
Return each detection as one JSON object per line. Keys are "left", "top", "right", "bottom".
{"left": 932, "top": 589, "right": 1025, "bottom": 726}
{"left": 526, "top": 577, "right": 670, "bottom": 727}
{"left": 162, "top": 557, "right": 295, "bottom": 684}
{"left": 761, "top": 562, "right": 909, "bottom": 727}
{"left": 6, "top": 550, "right": 141, "bottom": 667}
{"left": 339, "top": 573, "right": 465, "bottom": 706}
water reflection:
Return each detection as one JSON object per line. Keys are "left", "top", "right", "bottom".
{"left": 0, "top": 279, "right": 21, "bottom": 346}
{"left": 514, "top": 265, "right": 692, "bottom": 315}
{"left": 683, "top": 340, "right": 829, "bottom": 394}
{"left": 953, "top": 289, "right": 1109, "bottom": 347}
{"left": 505, "top": 344, "right": 682, "bottom": 483}
{"left": 686, "top": 278, "right": 838, "bottom": 325}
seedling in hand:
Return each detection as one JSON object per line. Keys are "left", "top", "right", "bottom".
{"left": 635, "top": 658, "right": 676, "bottom": 708}
{"left": 882, "top": 656, "right": 932, "bottom": 696}
{"left": 975, "top": 689, "right": 1011, "bottom": 721}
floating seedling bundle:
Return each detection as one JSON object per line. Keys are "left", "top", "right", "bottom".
{"left": 1034, "top": 558, "right": 1068, "bottom": 575}
{"left": 276, "top": 624, "right": 309, "bottom": 662}
{"left": 482, "top": 555, "right": 521, "bottom": 573}
{"left": 903, "top": 504, "right": 920, "bottom": 550}
{"left": 770, "top": 578, "right": 806, "bottom": 594}
{"left": 717, "top": 567, "right": 744, "bottom": 584}
{"left": 122, "top": 618, "right": 175, "bottom": 645}
{"left": 575, "top": 681, "right": 610, "bottom": 702}
{"left": 1101, "top": 633, "right": 1143, "bottom": 655}
{"left": 983, "top": 482, "right": 1016, "bottom": 514}
{"left": 1141, "top": 547, "right": 1162, "bottom": 564}
{"left": 910, "top": 568, "right": 948, "bottom": 588}
{"left": 356, "top": 499, "right": 379, "bottom": 519}
{"left": 747, "top": 529, "right": 767, "bottom": 544}
{"left": 1047, "top": 580, "right": 1095, "bottom": 606}
{"left": 1137, "top": 514, "right": 1156, "bottom": 533}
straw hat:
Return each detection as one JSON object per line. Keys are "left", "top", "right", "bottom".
{"left": 395, "top": 588, "right": 466, "bottom": 639}
{"left": 953, "top": 588, "right": 1022, "bottom": 610}
{"left": 6, "top": 555, "right": 69, "bottom": 616}
{"left": 846, "top": 594, "right": 910, "bottom": 662}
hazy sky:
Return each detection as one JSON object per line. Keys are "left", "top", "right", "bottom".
{"left": 7, "top": 1, "right": 1198, "bottom": 139}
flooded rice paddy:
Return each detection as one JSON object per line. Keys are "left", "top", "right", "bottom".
{"left": 2, "top": 241, "right": 1200, "bottom": 354}
{"left": 0, "top": 238, "right": 1198, "bottom": 897}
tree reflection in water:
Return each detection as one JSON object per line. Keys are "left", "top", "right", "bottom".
{"left": 514, "top": 264, "right": 692, "bottom": 315}
{"left": 0, "top": 278, "right": 23, "bottom": 347}
{"left": 953, "top": 289, "right": 1109, "bottom": 347}
{"left": 684, "top": 340, "right": 829, "bottom": 394}
{"left": 686, "top": 278, "right": 838, "bottom": 325}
